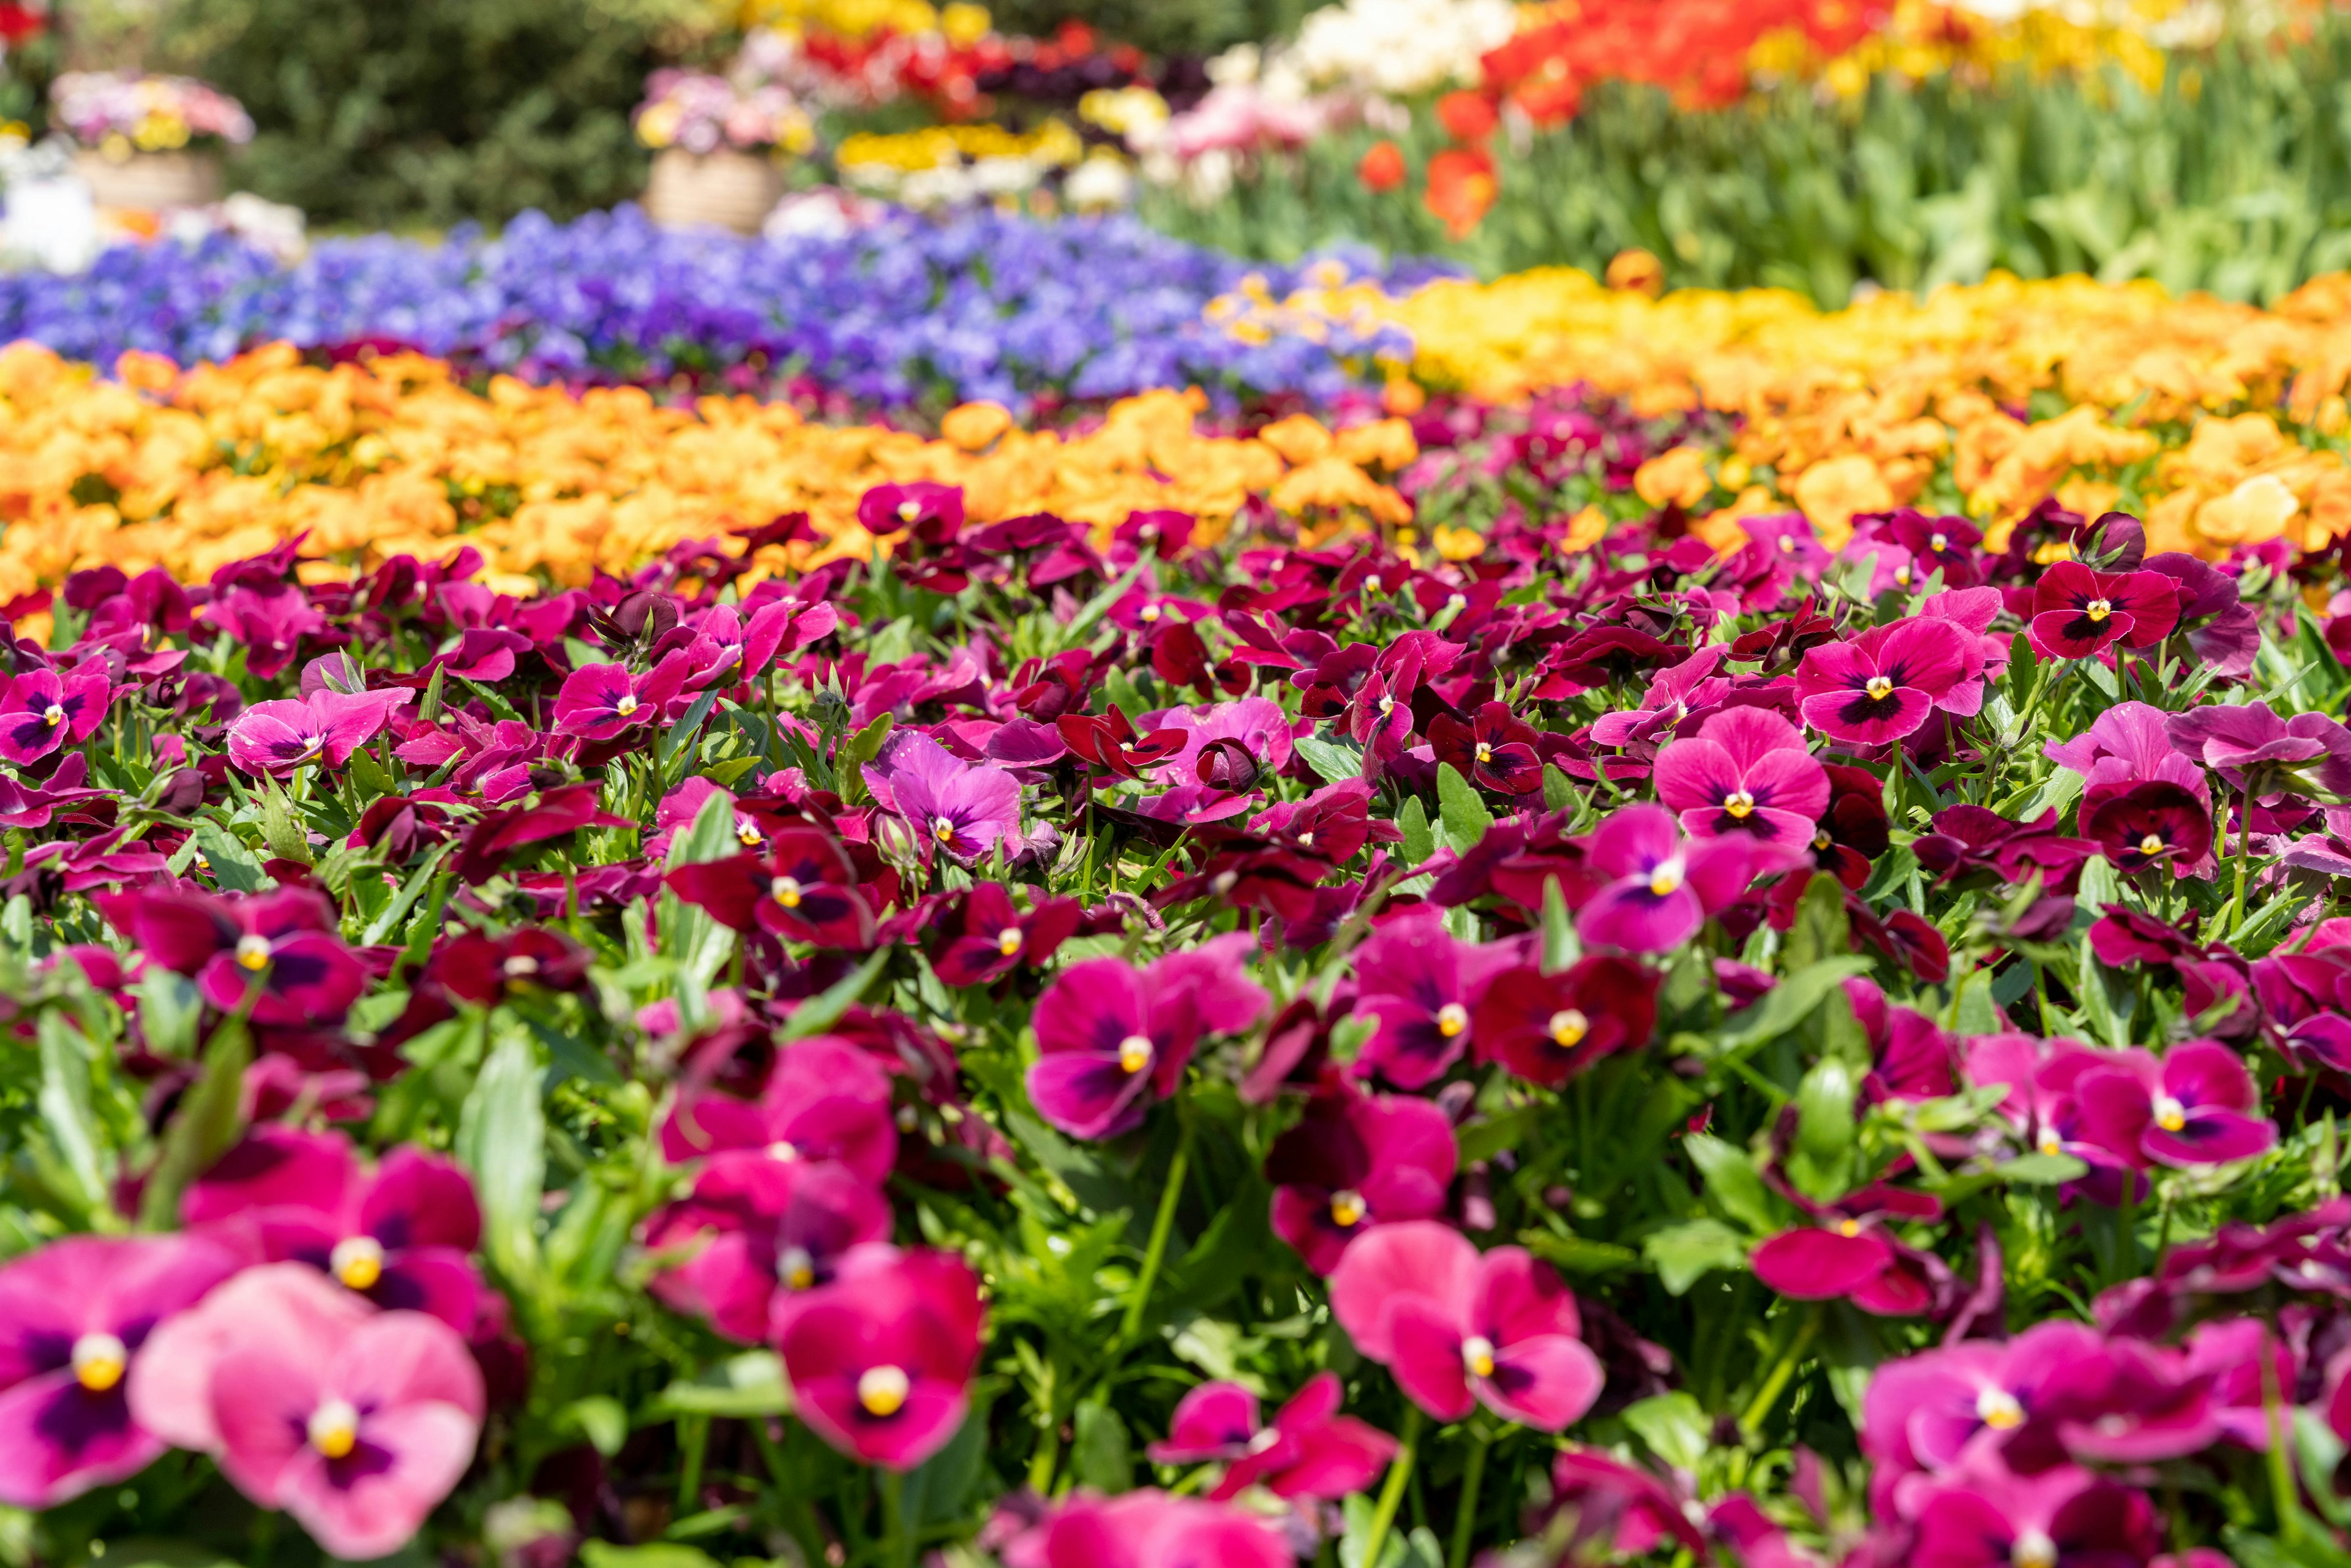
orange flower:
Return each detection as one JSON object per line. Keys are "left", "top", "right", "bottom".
{"left": 1356, "top": 139, "right": 1407, "bottom": 193}
{"left": 1605, "top": 249, "right": 1666, "bottom": 297}
{"left": 1435, "top": 90, "right": 1499, "bottom": 144}
{"left": 1424, "top": 148, "right": 1498, "bottom": 240}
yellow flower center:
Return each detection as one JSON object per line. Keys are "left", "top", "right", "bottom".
{"left": 1649, "top": 857, "right": 1685, "bottom": 897}
{"left": 71, "top": 1333, "right": 126, "bottom": 1393}
{"left": 996, "top": 927, "right": 1022, "bottom": 956}
{"left": 2138, "top": 833, "right": 2165, "bottom": 858}
{"left": 1977, "top": 1387, "right": 2024, "bottom": 1430}
{"left": 896, "top": 499, "right": 921, "bottom": 523}
{"left": 768, "top": 1140, "right": 800, "bottom": 1163}
{"left": 2154, "top": 1095, "right": 2188, "bottom": 1133}
{"left": 2012, "top": 1532, "right": 2058, "bottom": 1568}
{"left": 1436, "top": 1003, "right": 1469, "bottom": 1038}
{"left": 234, "top": 934, "right": 271, "bottom": 972}
{"left": 308, "top": 1398, "right": 360, "bottom": 1460}
{"left": 1549, "top": 1008, "right": 1589, "bottom": 1047}
{"left": 1475, "top": 742, "right": 1493, "bottom": 763}
{"left": 858, "top": 1364, "right": 910, "bottom": 1417}
{"left": 1364, "top": 574, "right": 1383, "bottom": 593}
{"left": 1119, "top": 1035, "right": 1154, "bottom": 1074}
{"left": 1812, "top": 828, "right": 1832, "bottom": 850}
{"left": 1722, "top": 789, "right": 1755, "bottom": 819}
{"left": 503, "top": 954, "right": 540, "bottom": 980}
{"left": 1378, "top": 696, "right": 1395, "bottom": 716}
{"left": 42, "top": 703, "right": 63, "bottom": 727}
{"left": 615, "top": 692, "right": 639, "bottom": 717}
{"left": 2039, "top": 1130, "right": 2063, "bottom": 1156}
{"left": 771, "top": 876, "right": 804, "bottom": 908}
{"left": 1330, "top": 1190, "right": 1365, "bottom": 1228}
{"left": 331, "top": 1236, "right": 384, "bottom": 1291}
{"left": 779, "top": 1247, "right": 816, "bottom": 1291}
{"left": 1930, "top": 533, "right": 1949, "bottom": 552}
{"left": 1779, "top": 536, "right": 1796, "bottom": 553}
{"left": 1139, "top": 603, "right": 1162, "bottom": 622}
{"left": 932, "top": 817, "right": 956, "bottom": 843}
{"left": 737, "top": 821, "right": 765, "bottom": 849}
{"left": 1864, "top": 676, "right": 1895, "bottom": 700}
{"left": 1838, "top": 1218, "right": 1862, "bottom": 1239}
{"left": 1462, "top": 1335, "right": 1497, "bottom": 1379}
{"left": 2084, "top": 599, "right": 2112, "bottom": 623}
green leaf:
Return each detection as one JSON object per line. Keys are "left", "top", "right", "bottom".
{"left": 1997, "top": 1152, "right": 2088, "bottom": 1185}
{"left": 561, "top": 1394, "right": 630, "bottom": 1457}
{"left": 191, "top": 817, "right": 265, "bottom": 893}
{"left": 1540, "top": 877, "right": 1580, "bottom": 973}
{"left": 1457, "top": 1105, "right": 1532, "bottom": 1166}
{"left": 1784, "top": 872, "right": 1850, "bottom": 973}
{"left": 579, "top": 1544, "right": 719, "bottom": 1568}
{"left": 456, "top": 1029, "right": 546, "bottom": 1285}
{"left": 779, "top": 949, "right": 890, "bottom": 1040}
{"left": 416, "top": 661, "right": 446, "bottom": 724}
{"left": 649, "top": 1351, "right": 791, "bottom": 1418}
{"left": 1794, "top": 1058, "right": 1857, "bottom": 1165}
{"left": 1517, "top": 1230, "right": 1639, "bottom": 1274}
{"left": 90, "top": 1544, "right": 239, "bottom": 1568}
{"left": 1436, "top": 762, "right": 1493, "bottom": 853}
{"left": 256, "top": 773, "right": 313, "bottom": 866}
{"left": 1296, "top": 733, "right": 1362, "bottom": 785}
{"left": 1643, "top": 1218, "right": 1751, "bottom": 1294}
{"left": 1622, "top": 1390, "right": 1712, "bottom": 1470}
{"left": 1072, "top": 1401, "right": 1133, "bottom": 1493}
{"left": 1541, "top": 762, "right": 1575, "bottom": 811}
{"left": 666, "top": 789, "right": 740, "bottom": 870}
{"left": 134, "top": 968, "right": 205, "bottom": 1059}
{"left": 37, "top": 1010, "right": 110, "bottom": 1214}
{"left": 834, "top": 713, "right": 895, "bottom": 806}
{"left": 138, "top": 1018, "right": 251, "bottom": 1231}
{"left": 658, "top": 687, "right": 721, "bottom": 772}
{"left": 1396, "top": 795, "right": 1434, "bottom": 866}
{"left": 1683, "top": 1133, "right": 1780, "bottom": 1233}
{"left": 1714, "top": 958, "right": 1873, "bottom": 1056}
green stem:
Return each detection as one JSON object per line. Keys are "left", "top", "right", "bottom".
{"left": 1119, "top": 1112, "right": 1194, "bottom": 1342}
{"left": 1362, "top": 1405, "right": 1425, "bottom": 1568}
{"left": 2261, "top": 1322, "right": 2301, "bottom": 1542}
{"left": 675, "top": 1412, "right": 710, "bottom": 1514}
{"left": 882, "top": 1468, "right": 910, "bottom": 1568}
{"left": 1738, "top": 1311, "right": 1821, "bottom": 1439}
{"left": 1447, "top": 1428, "right": 1490, "bottom": 1568}
{"left": 2226, "top": 782, "right": 2254, "bottom": 937}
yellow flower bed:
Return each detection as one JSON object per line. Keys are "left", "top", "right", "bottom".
{"left": 0, "top": 343, "right": 1414, "bottom": 599}
{"left": 1367, "top": 265, "right": 2351, "bottom": 558}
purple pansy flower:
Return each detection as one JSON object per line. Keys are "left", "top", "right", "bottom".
{"left": 645, "top": 1156, "right": 892, "bottom": 1343}
{"left": 0, "top": 664, "right": 110, "bottom": 765}
{"left": 1351, "top": 910, "right": 1516, "bottom": 1089}
{"left": 1147, "top": 1372, "right": 1397, "bottom": 1501}
{"left": 1577, "top": 803, "right": 1793, "bottom": 955}
{"left": 772, "top": 1245, "right": 983, "bottom": 1471}
{"left": 864, "top": 732, "right": 1024, "bottom": 864}
{"left": 1026, "top": 935, "right": 1267, "bottom": 1139}
{"left": 225, "top": 688, "right": 413, "bottom": 778}
{"left": 0, "top": 1234, "right": 241, "bottom": 1509}
{"left": 2165, "top": 702, "right": 2351, "bottom": 799}
{"left": 97, "top": 886, "right": 369, "bottom": 1025}
{"left": 2072, "top": 1040, "right": 2277, "bottom": 1169}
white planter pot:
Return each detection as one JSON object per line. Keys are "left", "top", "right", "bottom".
{"left": 643, "top": 147, "right": 785, "bottom": 235}
{"left": 74, "top": 147, "right": 225, "bottom": 211}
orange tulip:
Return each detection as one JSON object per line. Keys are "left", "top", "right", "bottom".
{"left": 1357, "top": 139, "right": 1408, "bottom": 193}
{"left": 1424, "top": 148, "right": 1498, "bottom": 240}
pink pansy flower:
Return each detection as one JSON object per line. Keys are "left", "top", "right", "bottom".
{"left": 97, "top": 885, "right": 369, "bottom": 1025}
{"left": 1148, "top": 1372, "right": 1396, "bottom": 1501}
{"left": 771, "top": 1245, "right": 984, "bottom": 1471}
{"left": 863, "top": 730, "right": 1024, "bottom": 864}
{"left": 1265, "top": 1087, "right": 1457, "bottom": 1274}
{"left": 1026, "top": 935, "right": 1268, "bottom": 1139}
{"left": 659, "top": 1035, "right": 899, "bottom": 1179}
{"left": 1576, "top": 803, "right": 1794, "bottom": 955}
{"left": 646, "top": 1156, "right": 892, "bottom": 1343}
{"left": 0, "top": 664, "right": 110, "bottom": 765}
{"left": 1329, "top": 1221, "right": 1603, "bottom": 1430}
{"left": 225, "top": 687, "right": 413, "bottom": 777}
{"left": 2071, "top": 1040, "right": 2277, "bottom": 1169}
{"left": 1012, "top": 1490, "right": 1295, "bottom": 1568}
{"left": 552, "top": 651, "right": 693, "bottom": 741}
{"left": 1351, "top": 910, "right": 1517, "bottom": 1089}
{"left": 1654, "top": 706, "right": 1829, "bottom": 848}
{"left": 0, "top": 1235, "right": 240, "bottom": 1509}
{"left": 1794, "top": 618, "right": 1968, "bottom": 746}
{"left": 2027, "top": 561, "right": 2180, "bottom": 661}
{"left": 1908, "top": 1454, "right": 2158, "bottom": 1568}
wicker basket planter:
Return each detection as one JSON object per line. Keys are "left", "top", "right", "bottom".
{"left": 643, "top": 147, "right": 784, "bottom": 234}
{"left": 73, "top": 147, "right": 224, "bottom": 210}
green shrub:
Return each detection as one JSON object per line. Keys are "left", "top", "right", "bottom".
{"left": 140, "top": 0, "right": 722, "bottom": 229}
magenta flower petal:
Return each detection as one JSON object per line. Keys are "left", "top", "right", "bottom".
{"left": 1385, "top": 1294, "right": 1477, "bottom": 1421}
{"left": 1151, "top": 1381, "right": 1262, "bottom": 1461}
{"left": 772, "top": 1247, "right": 983, "bottom": 1471}
{"left": 1327, "top": 1220, "right": 1477, "bottom": 1364}
{"left": 1480, "top": 1334, "right": 1605, "bottom": 1431}
{"left": 1750, "top": 1228, "right": 1895, "bottom": 1298}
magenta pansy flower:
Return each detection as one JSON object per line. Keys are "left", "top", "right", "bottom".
{"left": 181, "top": 1125, "right": 484, "bottom": 1330}
{"left": 225, "top": 687, "right": 413, "bottom": 776}
{"left": 1472, "top": 954, "right": 1659, "bottom": 1087}
{"left": 1265, "top": 1087, "right": 1457, "bottom": 1274}
{"left": 1147, "top": 1372, "right": 1396, "bottom": 1500}
{"left": 1576, "top": 803, "right": 1792, "bottom": 955}
{"left": 2027, "top": 561, "right": 2181, "bottom": 661}
{"left": 1910, "top": 1455, "right": 2159, "bottom": 1568}
{"left": 771, "top": 1245, "right": 983, "bottom": 1470}
{"left": 1329, "top": 1221, "right": 1603, "bottom": 1430}
{"left": 661, "top": 1035, "right": 899, "bottom": 1179}
{"left": 864, "top": 731, "right": 1024, "bottom": 864}
{"left": 858, "top": 479, "right": 963, "bottom": 537}
{"left": 931, "top": 882, "right": 1082, "bottom": 986}
{"left": 2071, "top": 1040, "right": 2276, "bottom": 1169}
{"left": 552, "top": 651, "right": 693, "bottom": 740}
{"left": 0, "top": 664, "right": 109, "bottom": 765}
{"left": 1026, "top": 935, "right": 1267, "bottom": 1138}
{"left": 1654, "top": 706, "right": 1829, "bottom": 847}
{"left": 1861, "top": 1320, "right": 2107, "bottom": 1509}
{"left": 198, "top": 1280, "right": 484, "bottom": 1561}
{"left": 1794, "top": 618, "right": 1968, "bottom": 745}
{"left": 1019, "top": 1491, "right": 1294, "bottom": 1568}
{"left": 665, "top": 824, "right": 877, "bottom": 948}
{"left": 645, "top": 1155, "right": 892, "bottom": 1343}
{"left": 0, "top": 1234, "right": 240, "bottom": 1509}
{"left": 1351, "top": 910, "right": 1516, "bottom": 1089}
{"left": 97, "top": 885, "right": 368, "bottom": 1025}
{"left": 2165, "top": 701, "right": 2351, "bottom": 799}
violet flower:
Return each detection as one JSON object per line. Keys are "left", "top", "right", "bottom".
{"left": 1654, "top": 707, "right": 1829, "bottom": 847}
{"left": 771, "top": 1245, "right": 983, "bottom": 1471}
{"left": 1265, "top": 1087, "right": 1457, "bottom": 1274}
{"left": 1017, "top": 1490, "right": 1294, "bottom": 1568}
{"left": 931, "top": 883, "right": 1082, "bottom": 986}
{"left": 97, "top": 885, "right": 367, "bottom": 1025}
{"left": 1577, "top": 803, "right": 1793, "bottom": 955}
{"left": 552, "top": 651, "right": 693, "bottom": 741}
{"left": 0, "top": 1234, "right": 240, "bottom": 1509}
{"left": 1329, "top": 1221, "right": 1604, "bottom": 1430}
{"left": 1026, "top": 936, "right": 1268, "bottom": 1138}
{"left": 1793, "top": 619, "right": 1968, "bottom": 746}
{"left": 181, "top": 1126, "right": 484, "bottom": 1330}
{"left": 2165, "top": 702, "right": 2351, "bottom": 800}
{"left": 865, "top": 731, "right": 1024, "bottom": 865}
{"left": 1147, "top": 1372, "right": 1397, "bottom": 1501}
{"left": 0, "top": 664, "right": 109, "bottom": 765}
{"left": 2072, "top": 1040, "right": 2276, "bottom": 1169}
{"left": 1861, "top": 1321, "right": 2107, "bottom": 1507}
{"left": 225, "top": 687, "right": 413, "bottom": 777}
